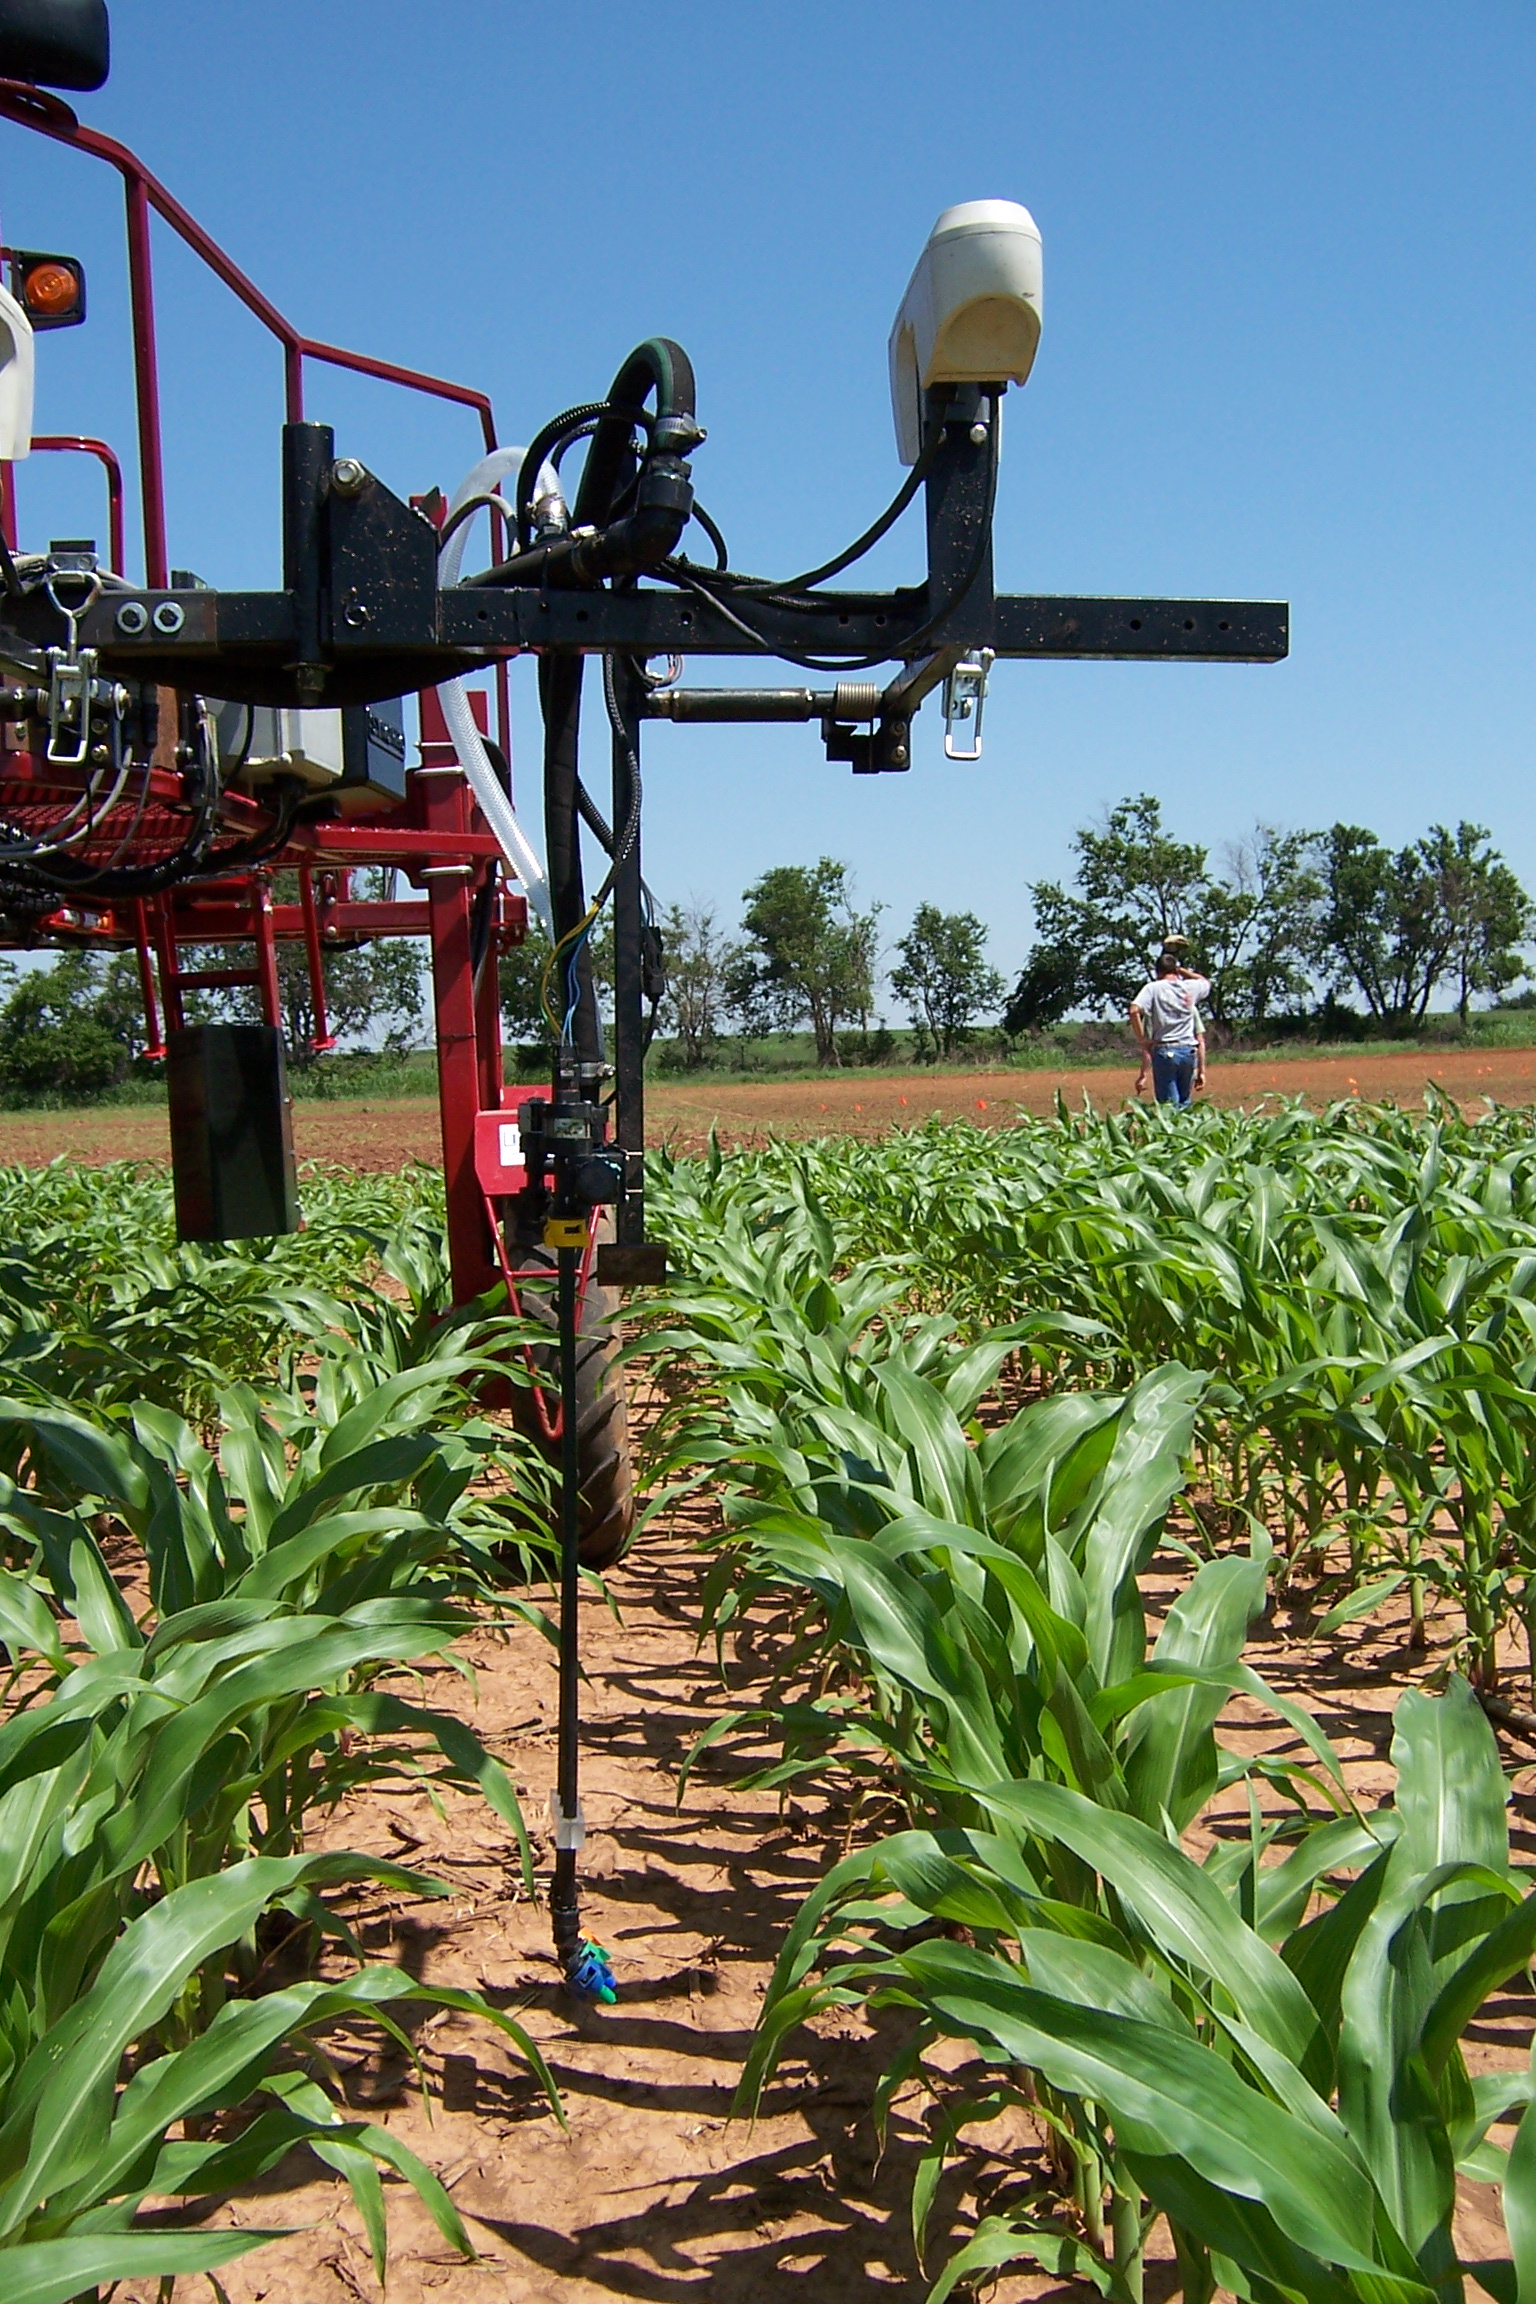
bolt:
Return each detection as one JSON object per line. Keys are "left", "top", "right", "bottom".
{"left": 890, "top": 745, "right": 909, "bottom": 765}
{"left": 151, "top": 600, "right": 185, "bottom": 636}
{"left": 969, "top": 419, "right": 989, "bottom": 446}
{"left": 114, "top": 599, "right": 149, "bottom": 636}
{"left": 331, "top": 458, "right": 367, "bottom": 498}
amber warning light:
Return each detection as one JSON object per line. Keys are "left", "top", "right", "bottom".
{"left": 7, "top": 250, "right": 86, "bottom": 329}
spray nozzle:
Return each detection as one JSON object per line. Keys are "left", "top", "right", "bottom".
{"left": 567, "top": 1937, "right": 616, "bottom": 2003}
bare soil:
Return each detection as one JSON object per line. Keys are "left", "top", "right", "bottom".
{"left": 4, "top": 1041, "right": 1535, "bottom": 1170}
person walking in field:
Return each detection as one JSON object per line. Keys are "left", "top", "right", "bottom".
{"left": 1130, "top": 948, "right": 1210, "bottom": 1107}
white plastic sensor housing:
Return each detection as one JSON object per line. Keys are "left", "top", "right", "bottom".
{"left": 0, "top": 285, "right": 35, "bottom": 461}
{"left": 888, "top": 199, "right": 1042, "bottom": 465}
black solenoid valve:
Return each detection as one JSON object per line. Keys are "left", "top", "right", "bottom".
{"left": 518, "top": 1055, "right": 625, "bottom": 1214}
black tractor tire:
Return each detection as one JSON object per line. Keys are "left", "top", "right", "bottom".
{"left": 506, "top": 1226, "right": 636, "bottom": 1570}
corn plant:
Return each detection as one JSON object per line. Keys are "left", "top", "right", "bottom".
{"left": 747, "top": 1677, "right": 1536, "bottom": 2304}
{"left": 0, "top": 1848, "right": 556, "bottom": 2302}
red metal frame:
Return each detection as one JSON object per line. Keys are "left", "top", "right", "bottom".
{"left": 0, "top": 83, "right": 559, "bottom": 1318}
{"left": 0, "top": 82, "right": 496, "bottom": 585}
{"left": 27, "top": 434, "right": 124, "bottom": 570}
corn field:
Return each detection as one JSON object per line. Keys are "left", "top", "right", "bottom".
{"left": 5, "top": 1100, "right": 1536, "bottom": 2300}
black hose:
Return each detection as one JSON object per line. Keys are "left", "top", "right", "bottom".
{"left": 574, "top": 340, "right": 697, "bottom": 530}
{"left": 514, "top": 400, "right": 657, "bottom": 549}
{"left": 539, "top": 654, "right": 600, "bottom": 1065}
{"left": 689, "top": 502, "right": 729, "bottom": 571}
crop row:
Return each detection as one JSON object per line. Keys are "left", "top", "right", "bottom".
{"left": 652, "top": 1092, "right": 1536, "bottom": 1687}
{"left": 637, "top": 1104, "right": 1536, "bottom": 2299}
{"left": 0, "top": 1161, "right": 564, "bottom": 2300}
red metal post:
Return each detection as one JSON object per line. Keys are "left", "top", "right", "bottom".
{"left": 297, "top": 866, "right": 335, "bottom": 1051}
{"left": 285, "top": 342, "right": 304, "bottom": 425}
{"left": 29, "top": 437, "right": 126, "bottom": 572}
{"left": 150, "top": 897, "right": 185, "bottom": 1033}
{"left": 122, "top": 170, "right": 167, "bottom": 587}
{"left": 250, "top": 875, "right": 282, "bottom": 1029}
{"left": 415, "top": 755, "right": 496, "bottom": 1305}
{"left": 132, "top": 898, "right": 164, "bottom": 1059}
{"left": 0, "top": 88, "right": 502, "bottom": 573}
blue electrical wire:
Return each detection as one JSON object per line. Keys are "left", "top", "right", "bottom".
{"left": 561, "top": 920, "right": 595, "bottom": 1044}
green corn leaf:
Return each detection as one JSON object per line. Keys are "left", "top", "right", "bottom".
{"left": 64, "top": 1532, "right": 140, "bottom": 1658}
{"left": 977, "top": 1778, "right": 1322, "bottom": 2064}
{"left": 1391, "top": 1678, "right": 1509, "bottom": 1880}
{"left": 1123, "top": 1548, "right": 1269, "bottom": 1830}
{"left": 1315, "top": 1573, "right": 1407, "bottom": 1639}
{"left": 891, "top": 1949, "right": 1386, "bottom": 2276}
{"left": 0, "top": 1570, "right": 64, "bottom": 1671}
{"left": 926, "top": 2214, "right": 1115, "bottom": 2304}
{"left": 0, "top": 2230, "right": 284, "bottom": 2299}
{"left": 0, "top": 1854, "right": 376, "bottom": 2234}
{"left": 1506, "top": 2067, "right": 1536, "bottom": 2304}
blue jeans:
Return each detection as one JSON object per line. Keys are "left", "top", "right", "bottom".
{"left": 1151, "top": 1046, "right": 1198, "bottom": 1107}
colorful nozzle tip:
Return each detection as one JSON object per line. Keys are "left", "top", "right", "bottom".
{"left": 566, "top": 1938, "right": 616, "bottom": 2003}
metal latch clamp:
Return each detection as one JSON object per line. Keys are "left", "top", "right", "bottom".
{"left": 942, "top": 647, "right": 994, "bottom": 761}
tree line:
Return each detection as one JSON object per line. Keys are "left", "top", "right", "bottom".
{"left": 500, "top": 859, "right": 1006, "bottom": 1070}
{"left": 0, "top": 796, "right": 1529, "bottom": 1097}
{"left": 1006, "top": 797, "right": 1531, "bottom": 1034}
{"left": 534, "top": 799, "right": 1531, "bottom": 1072}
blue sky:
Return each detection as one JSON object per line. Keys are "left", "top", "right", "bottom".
{"left": 4, "top": 2, "right": 1533, "bottom": 987}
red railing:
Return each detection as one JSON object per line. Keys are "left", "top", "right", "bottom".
{"left": 0, "top": 81, "right": 499, "bottom": 587}
{"left": 28, "top": 432, "right": 123, "bottom": 569}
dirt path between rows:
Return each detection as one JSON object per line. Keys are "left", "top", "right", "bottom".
{"left": 115, "top": 1437, "right": 1533, "bottom": 2302}
{"left": 3, "top": 1041, "right": 1534, "bottom": 1171}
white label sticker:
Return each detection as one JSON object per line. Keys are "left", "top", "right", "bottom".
{"left": 499, "top": 1122, "right": 523, "bottom": 1168}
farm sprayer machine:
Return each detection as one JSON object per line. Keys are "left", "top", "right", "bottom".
{"left": 0, "top": 0, "right": 1288, "bottom": 1997}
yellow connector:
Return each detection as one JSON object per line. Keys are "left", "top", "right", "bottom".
{"left": 543, "top": 1216, "right": 589, "bottom": 1250}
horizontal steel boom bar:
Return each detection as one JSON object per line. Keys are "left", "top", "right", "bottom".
{"left": 81, "top": 586, "right": 1288, "bottom": 708}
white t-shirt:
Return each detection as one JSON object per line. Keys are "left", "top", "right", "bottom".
{"left": 1131, "top": 973, "right": 1210, "bottom": 1050}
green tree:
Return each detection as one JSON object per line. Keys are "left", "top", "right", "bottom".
{"left": 0, "top": 950, "right": 144, "bottom": 1100}
{"left": 1005, "top": 799, "right": 1324, "bottom": 1033}
{"left": 656, "top": 901, "right": 736, "bottom": 1069}
{"left": 1310, "top": 823, "right": 1529, "bottom": 1026}
{"left": 890, "top": 903, "right": 1005, "bottom": 1059}
{"left": 1204, "top": 825, "right": 1324, "bottom": 1028}
{"left": 1001, "top": 933, "right": 1085, "bottom": 1032}
{"left": 1005, "top": 796, "right": 1209, "bottom": 1026}
{"left": 732, "top": 859, "right": 880, "bottom": 1067}
{"left": 1424, "top": 820, "right": 1532, "bottom": 1023}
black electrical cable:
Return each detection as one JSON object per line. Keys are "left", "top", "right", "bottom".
{"left": 689, "top": 503, "right": 729, "bottom": 571}
{"left": 468, "top": 736, "right": 513, "bottom": 990}
{"left": 657, "top": 423, "right": 1000, "bottom": 673}
{"left": 0, "top": 527, "right": 24, "bottom": 602}
{"left": 438, "top": 489, "right": 515, "bottom": 552}
{"left": 59, "top": 747, "right": 156, "bottom": 882}
{"left": 550, "top": 420, "right": 598, "bottom": 472}
{"left": 24, "top": 707, "right": 224, "bottom": 896}
{"left": 198, "top": 777, "right": 305, "bottom": 872}
{"left": 596, "top": 654, "right": 641, "bottom": 905}
{"left": 732, "top": 425, "right": 943, "bottom": 599}
{"left": 655, "top": 427, "right": 943, "bottom": 607}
